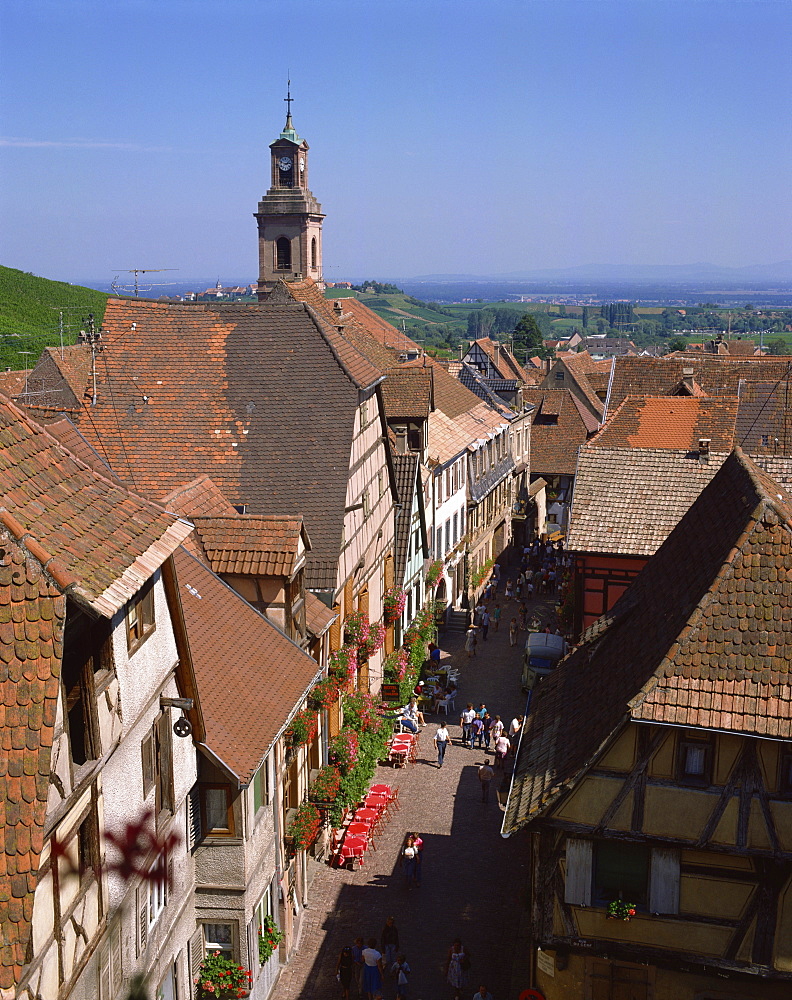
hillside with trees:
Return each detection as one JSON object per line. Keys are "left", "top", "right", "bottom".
{"left": 0, "top": 266, "right": 107, "bottom": 371}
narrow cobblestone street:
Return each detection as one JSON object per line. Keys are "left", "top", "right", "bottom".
{"left": 278, "top": 555, "right": 558, "bottom": 1000}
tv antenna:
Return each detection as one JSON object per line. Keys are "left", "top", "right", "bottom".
{"left": 111, "top": 268, "right": 179, "bottom": 297}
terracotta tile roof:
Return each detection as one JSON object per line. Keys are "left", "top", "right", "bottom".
{"left": 0, "top": 394, "right": 192, "bottom": 617}
{"left": 470, "top": 338, "right": 528, "bottom": 381}
{"left": 16, "top": 344, "right": 92, "bottom": 409}
{"left": 44, "top": 416, "right": 122, "bottom": 482}
{"left": 380, "top": 367, "right": 432, "bottom": 420}
{"left": 606, "top": 355, "right": 792, "bottom": 413}
{"left": 591, "top": 396, "right": 739, "bottom": 452}
{"left": 523, "top": 389, "right": 594, "bottom": 477}
{"left": 336, "top": 296, "right": 421, "bottom": 353}
{"left": 173, "top": 547, "right": 321, "bottom": 783}
{"left": 160, "top": 476, "right": 236, "bottom": 518}
{"left": 25, "top": 297, "right": 382, "bottom": 590}
{"left": 191, "top": 515, "right": 308, "bottom": 576}
{"left": 305, "top": 590, "right": 337, "bottom": 638}
{"left": 505, "top": 448, "right": 792, "bottom": 834}
{"left": 543, "top": 352, "right": 605, "bottom": 419}
{"left": 567, "top": 446, "right": 728, "bottom": 556}
{"left": 0, "top": 534, "right": 66, "bottom": 991}
{"left": 0, "top": 370, "right": 26, "bottom": 398}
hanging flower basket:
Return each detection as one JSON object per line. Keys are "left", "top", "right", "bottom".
{"left": 309, "top": 676, "right": 341, "bottom": 711}
{"left": 285, "top": 802, "right": 322, "bottom": 853}
{"left": 344, "top": 611, "right": 370, "bottom": 647}
{"left": 329, "top": 644, "right": 358, "bottom": 682}
{"left": 329, "top": 727, "right": 359, "bottom": 773}
{"left": 308, "top": 765, "right": 342, "bottom": 804}
{"left": 357, "top": 620, "right": 386, "bottom": 661}
{"left": 425, "top": 560, "right": 443, "bottom": 586}
{"left": 383, "top": 587, "right": 407, "bottom": 625}
{"left": 606, "top": 900, "right": 637, "bottom": 921}
{"left": 284, "top": 709, "right": 317, "bottom": 750}
{"left": 383, "top": 648, "right": 409, "bottom": 682}
{"left": 258, "top": 915, "right": 284, "bottom": 964}
{"left": 195, "top": 951, "right": 253, "bottom": 999}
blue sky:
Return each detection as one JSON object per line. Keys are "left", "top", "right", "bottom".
{"left": 1, "top": 0, "right": 790, "bottom": 285}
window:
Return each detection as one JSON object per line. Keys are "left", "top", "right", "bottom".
{"left": 436, "top": 532, "right": 443, "bottom": 561}
{"left": 62, "top": 606, "right": 111, "bottom": 767}
{"left": 586, "top": 959, "right": 650, "bottom": 1000}
{"left": 98, "top": 922, "right": 123, "bottom": 1000}
{"left": 555, "top": 370, "right": 565, "bottom": 380}
{"left": 362, "top": 488, "right": 370, "bottom": 519}
{"left": 445, "top": 518, "right": 451, "bottom": 554}
{"left": 127, "top": 579, "right": 155, "bottom": 653}
{"left": 276, "top": 237, "right": 291, "bottom": 270}
{"left": 203, "top": 922, "right": 233, "bottom": 958}
{"left": 253, "top": 756, "right": 272, "bottom": 818}
{"left": 378, "top": 470, "right": 384, "bottom": 497}
{"left": 453, "top": 512, "right": 459, "bottom": 546}
{"left": 359, "top": 399, "right": 368, "bottom": 429}
{"left": 311, "top": 237, "right": 317, "bottom": 270}
{"left": 141, "top": 713, "right": 174, "bottom": 815}
{"left": 436, "top": 472, "right": 443, "bottom": 505}
{"left": 593, "top": 841, "right": 650, "bottom": 908}
{"left": 137, "top": 852, "right": 171, "bottom": 954}
{"left": 201, "top": 785, "right": 234, "bottom": 836}
{"left": 77, "top": 805, "right": 99, "bottom": 887}
{"left": 677, "top": 734, "right": 713, "bottom": 785}
{"left": 780, "top": 750, "right": 792, "bottom": 795}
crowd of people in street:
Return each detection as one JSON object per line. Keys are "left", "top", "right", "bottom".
{"left": 337, "top": 924, "right": 491, "bottom": 1000}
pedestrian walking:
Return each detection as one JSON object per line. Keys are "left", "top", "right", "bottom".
{"left": 490, "top": 715, "right": 504, "bottom": 745}
{"left": 480, "top": 609, "right": 490, "bottom": 640}
{"left": 352, "top": 937, "right": 365, "bottom": 996}
{"left": 509, "top": 618, "right": 519, "bottom": 646}
{"left": 478, "top": 761, "right": 494, "bottom": 802}
{"left": 474, "top": 601, "right": 485, "bottom": 625}
{"left": 380, "top": 916, "right": 400, "bottom": 971}
{"left": 492, "top": 603, "right": 501, "bottom": 631}
{"left": 471, "top": 714, "right": 485, "bottom": 748}
{"left": 492, "top": 562, "right": 501, "bottom": 589}
{"left": 504, "top": 579, "right": 514, "bottom": 600}
{"left": 400, "top": 835, "right": 419, "bottom": 889}
{"left": 518, "top": 604, "right": 527, "bottom": 630}
{"left": 410, "top": 831, "right": 424, "bottom": 885}
{"left": 391, "top": 955, "right": 411, "bottom": 1000}
{"left": 336, "top": 946, "right": 355, "bottom": 999}
{"left": 465, "top": 626, "right": 478, "bottom": 658}
{"left": 361, "top": 939, "right": 384, "bottom": 1000}
{"left": 445, "top": 939, "right": 470, "bottom": 991}
{"left": 509, "top": 714, "right": 524, "bottom": 739}
{"left": 460, "top": 704, "right": 476, "bottom": 747}
{"left": 494, "top": 732, "right": 510, "bottom": 769}
{"left": 434, "top": 722, "right": 450, "bottom": 767}
{"left": 482, "top": 712, "right": 493, "bottom": 750}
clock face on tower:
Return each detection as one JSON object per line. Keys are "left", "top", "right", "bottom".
{"left": 277, "top": 156, "right": 293, "bottom": 171}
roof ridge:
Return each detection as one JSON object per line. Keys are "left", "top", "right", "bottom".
{"left": 302, "top": 302, "right": 383, "bottom": 391}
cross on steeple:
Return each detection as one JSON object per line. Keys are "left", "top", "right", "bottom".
{"left": 284, "top": 77, "right": 294, "bottom": 128}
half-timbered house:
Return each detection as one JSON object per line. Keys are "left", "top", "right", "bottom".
{"left": 504, "top": 448, "right": 792, "bottom": 1000}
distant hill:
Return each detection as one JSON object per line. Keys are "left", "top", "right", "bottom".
{"left": 0, "top": 266, "right": 108, "bottom": 371}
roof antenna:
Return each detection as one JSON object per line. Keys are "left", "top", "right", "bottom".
{"left": 110, "top": 267, "right": 179, "bottom": 297}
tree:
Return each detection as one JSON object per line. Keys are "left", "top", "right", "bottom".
{"left": 667, "top": 337, "right": 688, "bottom": 353}
{"left": 512, "top": 313, "right": 544, "bottom": 356}
{"left": 767, "top": 338, "right": 792, "bottom": 356}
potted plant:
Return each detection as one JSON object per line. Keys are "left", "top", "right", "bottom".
{"left": 382, "top": 586, "right": 406, "bottom": 625}
{"left": 285, "top": 802, "right": 322, "bottom": 853}
{"left": 194, "top": 951, "right": 253, "bottom": 999}
{"left": 309, "top": 676, "right": 341, "bottom": 711}
{"left": 258, "top": 915, "right": 284, "bottom": 964}
{"left": 329, "top": 644, "right": 358, "bottom": 683}
{"left": 344, "top": 610, "right": 370, "bottom": 646}
{"left": 329, "top": 727, "right": 360, "bottom": 773}
{"left": 284, "top": 709, "right": 317, "bottom": 750}
{"left": 606, "top": 900, "right": 637, "bottom": 921}
{"left": 425, "top": 560, "right": 443, "bottom": 586}
{"left": 357, "top": 620, "right": 386, "bottom": 661}
{"left": 308, "top": 765, "right": 342, "bottom": 804}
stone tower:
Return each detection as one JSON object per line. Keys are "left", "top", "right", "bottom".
{"left": 255, "top": 93, "right": 325, "bottom": 298}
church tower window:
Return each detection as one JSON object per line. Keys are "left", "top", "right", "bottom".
{"left": 276, "top": 237, "right": 291, "bottom": 271}
{"left": 311, "top": 237, "right": 317, "bottom": 271}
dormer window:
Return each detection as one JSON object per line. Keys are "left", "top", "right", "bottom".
{"left": 127, "top": 579, "right": 156, "bottom": 653}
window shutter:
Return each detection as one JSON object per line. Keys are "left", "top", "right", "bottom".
{"left": 358, "top": 587, "right": 369, "bottom": 618}
{"left": 189, "top": 928, "right": 205, "bottom": 985}
{"left": 157, "top": 712, "right": 174, "bottom": 812}
{"left": 166, "top": 854, "right": 174, "bottom": 903}
{"left": 98, "top": 941, "right": 111, "bottom": 1000}
{"left": 649, "top": 847, "right": 680, "bottom": 914}
{"left": 564, "top": 838, "right": 593, "bottom": 906}
{"left": 187, "top": 784, "right": 201, "bottom": 850}
{"left": 329, "top": 604, "right": 341, "bottom": 652}
{"left": 137, "top": 884, "right": 148, "bottom": 955}
{"left": 247, "top": 915, "right": 259, "bottom": 971}
{"left": 110, "top": 922, "right": 123, "bottom": 995}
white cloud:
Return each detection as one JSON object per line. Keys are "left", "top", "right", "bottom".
{"left": 0, "top": 137, "right": 170, "bottom": 152}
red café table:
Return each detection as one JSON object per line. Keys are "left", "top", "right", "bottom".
{"left": 354, "top": 808, "right": 378, "bottom": 827}
{"left": 338, "top": 834, "right": 366, "bottom": 866}
{"left": 346, "top": 821, "right": 370, "bottom": 838}
{"left": 364, "top": 792, "right": 388, "bottom": 812}
{"left": 370, "top": 784, "right": 392, "bottom": 795}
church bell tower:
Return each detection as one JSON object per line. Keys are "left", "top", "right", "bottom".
{"left": 255, "top": 86, "right": 325, "bottom": 299}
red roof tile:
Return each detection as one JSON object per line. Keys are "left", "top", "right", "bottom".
{"left": 173, "top": 547, "right": 321, "bottom": 783}
{"left": 192, "top": 515, "right": 308, "bottom": 576}
{"left": 591, "top": 395, "right": 738, "bottom": 452}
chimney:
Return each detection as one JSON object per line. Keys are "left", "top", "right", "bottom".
{"left": 545, "top": 356, "right": 552, "bottom": 375}
{"left": 458, "top": 342, "right": 465, "bottom": 361}
{"left": 493, "top": 343, "right": 501, "bottom": 369}
{"left": 698, "top": 437, "right": 711, "bottom": 463}
{"left": 682, "top": 366, "right": 695, "bottom": 394}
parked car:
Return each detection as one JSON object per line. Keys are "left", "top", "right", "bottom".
{"left": 521, "top": 632, "right": 568, "bottom": 691}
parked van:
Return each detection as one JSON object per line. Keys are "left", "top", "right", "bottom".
{"left": 521, "top": 632, "right": 568, "bottom": 691}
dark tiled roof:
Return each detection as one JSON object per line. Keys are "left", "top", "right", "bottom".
{"left": 542, "top": 352, "right": 605, "bottom": 419}
{"left": 31, "top": 297, "right": 380, "bottom": 590}
{"left": 174, "top": 547, "right": 321, "bottom": 783}
{"left": 735, "top": 381, "right": 792, "bottom": 457}
{"left": 567, "top": 446, "right": 727, "bottom": 556}
{"left": 523, "top": 388, "right": 593, "bottom": 476}
{"left": 0, "top": 395, "right": 192, "bottom": 616}
{"left": 392, "top": 454, "right": 419, "bottom": 581}
{"left": 192, "top": 515, "right": 307, "bottom": 576}
{"left": 505, "top": 448, "right": 792, "bottom": 834}
{"left": 160, "top": 476, "right": 237, "bottom": 518}
{"left": 0, "top": 535, "right": 65, "bottom": 991}
{"left": 591, "top": 396, "right": 738, "bottom": 452}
